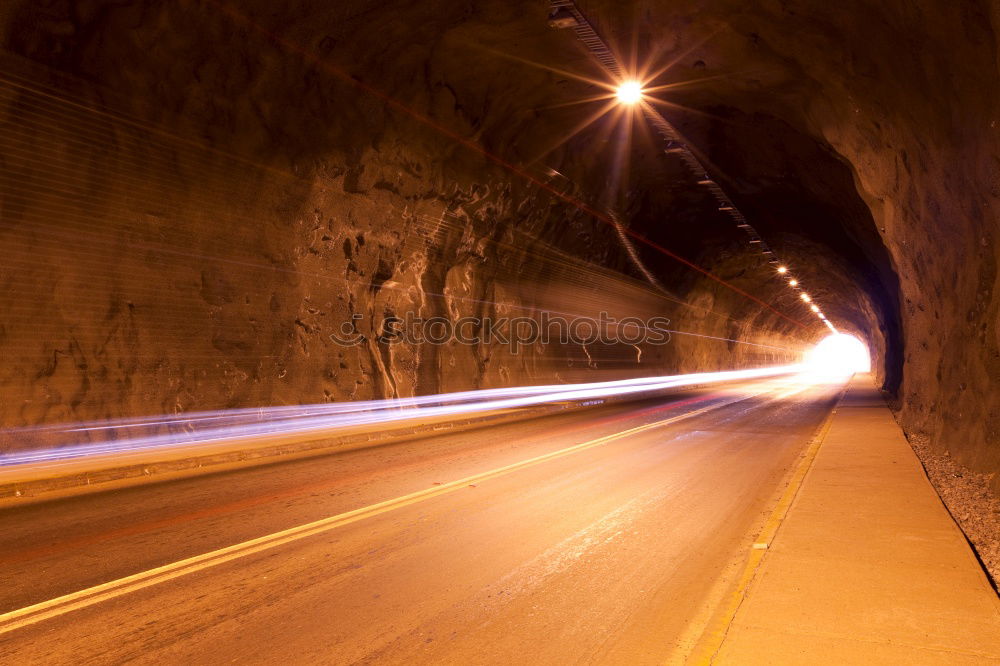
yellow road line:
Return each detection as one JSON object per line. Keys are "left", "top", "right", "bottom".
{"left": 0, "top": 391, "right": 762, "bottom": 636}
{"left": 683, "top": 384, "right": 849, "bottom": 665}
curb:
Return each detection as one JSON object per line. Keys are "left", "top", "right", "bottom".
{"left": 683, "top": 383, "right": 849, "bottom": 665}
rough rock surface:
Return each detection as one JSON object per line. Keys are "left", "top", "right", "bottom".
{"left": 0, "top": 0, "right": 997, "bottom": 518}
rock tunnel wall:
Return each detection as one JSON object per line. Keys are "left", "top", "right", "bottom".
{"left": 0, "top": 1, "right": 802, "bottom": 451}
{"left": 0, "top": 0, "right": 997, "bottom": 494}
{"left": 744, "top": 0, "right": 1000, "bottom": 491}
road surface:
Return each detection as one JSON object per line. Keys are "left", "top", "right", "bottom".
{"left": 0, "top": 377, "right": 844, "bottom": 664}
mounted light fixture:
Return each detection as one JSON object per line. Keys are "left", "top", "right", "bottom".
{"left": 801, "top": 293, "right": 812, "bottom": 302}
{"left": 777, "top": 265, "right": 788, "bottom": 274}
{"left": 547, "top": 8, "right": 578, "bottom": 28}
{"left": 811, "top": 304, "right": 820, "bottom": 312}
{"left": 616, "top": 80, "right": 644, "bottom": 105}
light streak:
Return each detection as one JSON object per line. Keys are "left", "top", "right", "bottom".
{"left": 1, "top": 366, "right": 807, "bottom": 467}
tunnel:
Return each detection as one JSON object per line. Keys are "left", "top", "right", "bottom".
{"left": 0, "top": 1, "right": 998, "bottom": 662}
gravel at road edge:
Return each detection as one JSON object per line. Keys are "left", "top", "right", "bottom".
{"left": 908, "top": 432, "right": 1000, "bottom": 589}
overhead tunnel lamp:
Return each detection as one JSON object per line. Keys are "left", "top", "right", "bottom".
{"left": 788, "top": 279, "right": 798, "bottom": 287}
{"left": 801, "top": 293, "right": 811, "bottom": 302}
{"left": 811, "top": 304, "right": 820, "bottom": 313}
{"left": 616, "top": 80, "right": 644, "bottom": 105}
{"left": 777, "top": 265, "right": 788, "bottom": 274}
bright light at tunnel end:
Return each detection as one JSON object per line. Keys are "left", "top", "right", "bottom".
{"left": 616, "top": 80, "right": 644, "bottom": 105}
{"left": 804, "top": 333, "right": 870, "bottom": 379}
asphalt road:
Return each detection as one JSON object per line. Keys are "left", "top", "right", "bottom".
{"left": 0, "top": 376, "right": 843, "bottom": 664}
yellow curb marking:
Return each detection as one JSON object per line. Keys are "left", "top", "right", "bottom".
{"left": 682, "top": 384, "right": 849, "bottom": 665}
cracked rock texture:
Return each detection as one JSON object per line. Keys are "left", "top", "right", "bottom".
{"left": 0, "top": 0, "right": 998, "bottom": 502}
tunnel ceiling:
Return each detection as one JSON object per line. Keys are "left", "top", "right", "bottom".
{"left": 1, "top": 0, "right": 998, "bottom": 490}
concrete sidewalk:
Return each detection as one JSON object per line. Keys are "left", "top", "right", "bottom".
{"left": 713, "top": 375, "right": 1000, "bottom": 664}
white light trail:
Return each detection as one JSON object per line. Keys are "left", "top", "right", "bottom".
{"left": 2, "top": 365, "right": 809, "bottom": 467}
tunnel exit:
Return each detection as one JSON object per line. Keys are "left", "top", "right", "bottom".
{"left": 804, "top": 333, "right": 871, "bottom": 377}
